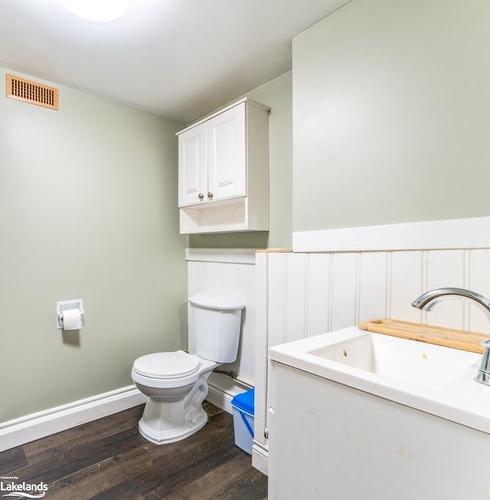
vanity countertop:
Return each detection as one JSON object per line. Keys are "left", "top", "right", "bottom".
{"left": 270, "top": 327, "right": 490, "bottom": 434}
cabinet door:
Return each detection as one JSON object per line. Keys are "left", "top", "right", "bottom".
{"left": 207, "top": 103, "right": 246, "bottom": 201}
{"left": 178, "top": 125, "right": 207, "bottom": 207}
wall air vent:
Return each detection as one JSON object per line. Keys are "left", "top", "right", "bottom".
{"left": 6, "top": 73, "right": 59, "bottom": 110}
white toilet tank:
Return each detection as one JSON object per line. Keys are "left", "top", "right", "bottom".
{"left": 188, "top": 294, "right": 245, "bottom": 363}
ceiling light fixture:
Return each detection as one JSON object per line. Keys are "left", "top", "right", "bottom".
{"left": 60, "top": 0, "right": 131, "bottom": 22}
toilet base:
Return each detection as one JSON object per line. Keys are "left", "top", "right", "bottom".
{"left": 137, "top": 369, "right": 213, "bottom": 445}
{"left": 139, "top": 411, "right": 208, "bottom": 445}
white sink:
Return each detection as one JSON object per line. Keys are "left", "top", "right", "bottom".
{"left": 270, "top": 327, "right": 490, "bottom": 433}
{"left": 310, "top": 331, "right": 478, "bottom": 390}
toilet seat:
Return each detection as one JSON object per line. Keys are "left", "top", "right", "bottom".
{"left": 133, "top": 350, "right": 200, "bottom": 379}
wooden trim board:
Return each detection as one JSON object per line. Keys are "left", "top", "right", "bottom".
{"left": 359, "top": 318, "right": 488, "bottom": 354}
{"left": 256, "top": 248, "right": 292, "bottom": 253}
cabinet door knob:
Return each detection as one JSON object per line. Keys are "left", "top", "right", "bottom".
{"left": 198, "top": 193, "right": 204, "bottom": 200}
{"left": 207, "top": 192, "right": 214, "bottom": 199}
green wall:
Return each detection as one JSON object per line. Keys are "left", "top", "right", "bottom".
{"left": 188, "top": 71, "right": 292, "bottom": 249}
{"left": 293, "top": 0, "right": 490, "bottom": 232}
{"left": 0, "top": 68, "right": 187, "bottom": 421}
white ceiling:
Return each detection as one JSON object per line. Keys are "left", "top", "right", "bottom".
{"left": 0, "top": 0, "right": 347, "bottom": 122}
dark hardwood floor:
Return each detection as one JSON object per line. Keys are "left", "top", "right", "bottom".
{"left": 0, "top": 403, "right": 267, "bottom": 499}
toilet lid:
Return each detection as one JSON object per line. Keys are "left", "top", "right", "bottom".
{"left": 133, "top": 351, "right": 200, "bottom": 379}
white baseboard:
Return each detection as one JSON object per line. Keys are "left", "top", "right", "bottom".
{"left": 0, "top": 385, "right": 146, "bottom": 452}
{"left": 252, "top": 441, "right": 269, "bottom": 476}
{"left": 206, "top": 373, "right": 250, "bottom": 414}
{"left": 206, "top": 384, "right": 234, "bottom": 414}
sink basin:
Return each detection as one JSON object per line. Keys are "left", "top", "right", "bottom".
{"left": 269, "top": 327, "right": 490, "bottom": 433}
{"left": 310, "top": 331, "right": 478, "bottom": 390}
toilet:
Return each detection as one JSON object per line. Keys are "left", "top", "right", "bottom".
{"left": 131, "top": 293, "right": 245, "bottom": 445}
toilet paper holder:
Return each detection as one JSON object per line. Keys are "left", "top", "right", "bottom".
{"left": 57, "top": 299, "right": 85, "bottom": 329}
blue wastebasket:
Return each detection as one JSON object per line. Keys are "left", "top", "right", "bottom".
{"left": 231, "top": 388, "right": 254, "bottom": 454}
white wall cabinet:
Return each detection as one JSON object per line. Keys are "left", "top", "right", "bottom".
{"left": 178, "top": 125, "right": 207, "bottom": 206}
{"left": 207, "top": 103, "right": 246, "bottom": 202}
{"left": 177, "top": 98, "right": 270, "bottom": 234}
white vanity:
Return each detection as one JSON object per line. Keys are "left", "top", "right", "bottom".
{"left": 268, "top": 327, "right": 490, "bottom": 500}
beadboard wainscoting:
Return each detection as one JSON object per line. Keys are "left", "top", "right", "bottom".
{"left": 186, "top": 248, "right": 257, "bottom": 400}
{"left": 267, "top": 249, "right": 490, "bottom": 344}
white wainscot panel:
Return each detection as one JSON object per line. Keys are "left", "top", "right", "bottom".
{"left": 389, "top": 251, "right": 423, "bottom": 323}
{"left": 285, "top": 254, "right": 307, "bottom": 343}
{"left": 187, "top": 261, "right": 201, "bottom": 299}
{"left": 268, "top": 254, "right": 288, "bottom": 347}
{"left": 254, "top": 252, "right": 269, "bottom": 447}
{"left": 469, "top": 250, "right": 490, "bottom": 334}
{"left": 331, "top": 253, "right": 358, "bottom": 330}
{"left": 306, "top": 254, "right": 331, "bottom": 337}
{"left": 358, "top": 252, "right": 388, "bottom": 321}
{"left": 187, "top": 257, "right": 256, "bottom": 385}
{"left": 426, "top": 250, "right": 465, "bottom": 329}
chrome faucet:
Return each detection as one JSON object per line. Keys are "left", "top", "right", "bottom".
{"left": 411, "top": 287, "right": 490, "bottom": 386}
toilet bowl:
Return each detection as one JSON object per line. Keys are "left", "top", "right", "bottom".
{"left": 132, "top": 351, "right": 218, "bottom": 444}
{"left": 132, "top": 294, "right": 244, "bottom": 445}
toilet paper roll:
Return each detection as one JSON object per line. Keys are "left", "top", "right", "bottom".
{"left": 62, "top": 309, "right": 82, "bottom": 330}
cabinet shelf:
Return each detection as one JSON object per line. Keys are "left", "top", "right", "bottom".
{"left": 180, "top": 196, "right": 268, "bottom": 234}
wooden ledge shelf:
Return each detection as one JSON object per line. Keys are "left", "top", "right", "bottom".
{"left": 359, "top": 318, "right": 488, "bottom": 354}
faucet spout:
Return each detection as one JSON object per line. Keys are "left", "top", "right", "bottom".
{"left": 411, "top": 287, "right": 490, "bottom": 315}
{"left": 411, "top": 287, "right": 490, "bottom": 386}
